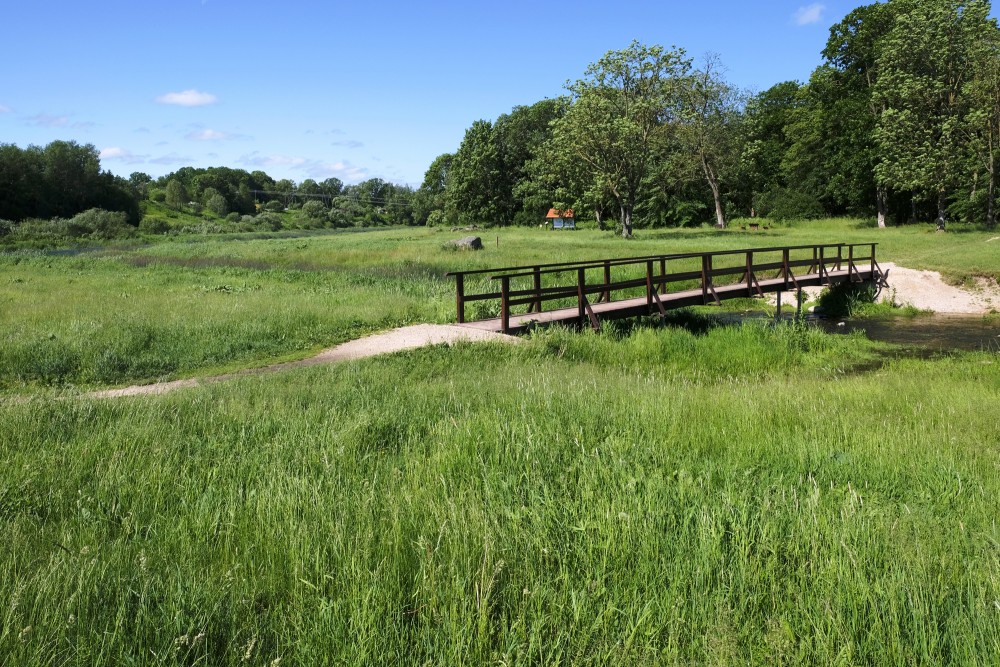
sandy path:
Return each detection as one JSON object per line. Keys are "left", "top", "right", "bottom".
{"left": 879, "top": 262, "right": 1000, "bottom": 313}
{"left": 87, "top": 324, "right": 517, "bottom": 399}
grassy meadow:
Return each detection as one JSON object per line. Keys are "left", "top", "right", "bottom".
{"left": 2, "top": 219, "right": 998, "bottom": 392}
{"left": 2, "top": 220, "right": 1000, "bottom": 664}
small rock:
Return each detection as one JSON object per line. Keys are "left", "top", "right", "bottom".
{"left": 447, "top": 236, "right": 483, "bottom": 250}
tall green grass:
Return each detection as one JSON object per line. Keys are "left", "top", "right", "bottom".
{"left": 3, "top": 324, "right": 999, "bottom": 664}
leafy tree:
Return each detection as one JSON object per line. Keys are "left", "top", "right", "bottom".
{"left": 967, "top": 18, "right": 1000, "bottom": 226}
{"left": 301, "top": 199, "right": 326, "bottom": 219}
{"left": 206, "top": 192, "right": 229, "bottom": 217}
{"left": 165, "top": 179, "right": 188, "bottom": 208}
{"left": 739, "top": 81, "right": 803, "bottom": 210}
{"left": 551, "top": 41, "right": 690, "bottom": 237}
{"left": 822, "top": 2, "right": 896, "bottom": 226}
{"left": 413, "top": 153, "right": 452, "bottom": 225}
{"left": 446, "top": 120, "right": 504, "bottom": 225}
{"left": 677, "top": 54, "right": 744, "bottom": 228}
{"left": 874, "top": 0, "right": 992, "bottom": 229}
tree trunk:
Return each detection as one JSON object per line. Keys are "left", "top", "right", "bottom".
{"left": 876, "top": 185, "right": 888, "bottom": 228}
{"left": 988, "top": 155, "right": 996, "bottom": 229}
{"left": 594, "top": 206, "right": 606, "bottom": 231}
{"left": 935, "top": 191, "right": 947, "bottom": 231}
{"left": 701, "top": 156, "right": 725, "bottom": 229}
{"left": 620, "top": 204, "right": 633, "bottom": 239}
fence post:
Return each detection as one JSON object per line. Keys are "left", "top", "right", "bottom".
{"left": 455, "top": 273, "right": 465, "bottom": 324}
{"left": 646, "top": 260, "right": 654, "bottom": 307}
{"left": 782, "top": 249, "right": 790, "bottom": 290}
{"left": 701, "top": 254, "right": 711, "bottom": 303}
{"left": 745, "top": 251, "right": 753, "bottom": 297}
{"left": 501, "top": 275, "right": 510, "bottom": 334}
{"left": 577, "top": 267, "right": 587, "bottom": 324}
{"left": 603, "top": 261, "right": 611, "bottom": 302}
{"left": 533, "top": 266, "right": 542, "bottom": 313}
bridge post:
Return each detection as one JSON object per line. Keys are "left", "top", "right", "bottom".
{"left": 532, "top": 266, "right": 542, "bottom": 313}
{"left": 455, "top": 273, "right": 465, "bottom": 324}
{"left": 745, "top": 251, "right": 753, "bottom": 297}
{"left": 501, "top": 275, "right": 510, "bottom": 334}
{"left": 701, "top": 254, "right": 710, "bottom": 304}
{"left": 646, "top": 260, "right": 654, "bottom": 309}
{"left": 577, "top": 268, "right": 587, "bottom": 325}
{"left": 782, "top": 249, "right": 790, "bottom": 290}
{"left": 602, "top": 261, "right": 612, "bottom": 303}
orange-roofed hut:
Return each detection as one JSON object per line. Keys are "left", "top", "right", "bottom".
{"left": 545, "top": 208, "right": 576, "bottom": 230}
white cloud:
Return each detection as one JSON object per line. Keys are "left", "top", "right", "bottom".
{"left": 100, "top": 147, "right": 148, "bottom": 164}
{"left": 186, "top": 128, "right": 230, "bottom": 141}
{"left": 0, "top": 104, "right": 11, "bottom": 113}
{"left": 150, "top": 152, "right": 195, "bottom": 165}
{"left": 332, "top": 140, "right": 364, "bottom": 149}
{"left": 794, "top": 3, "right": 825, "bottom": 26}
{"left": 238, "top": 153, "right": 369, "bottom": 183}
{"left": 155, "top": 89, "right": 218, "bottom": 107}
{"left": 303, "top": 160, "right": 368, "bottom": 183}
{"left": 27, "top": 113, "right": 69, "bottom": 127}
{"left": 239, "top": 153, "right": 307, "bottom": 168}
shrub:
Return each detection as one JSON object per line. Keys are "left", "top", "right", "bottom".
{"left": 61, "top": 209, "right": 133, "bottom": 240}
{"left": 206, "top": 193, "right": 229, "bottom": 217}
{"left": 264, "top": 200, "right": 285, "bottom": 213}
{"left": 301, "top": 200, "right": 327, "bottom": 219}
{"left": 139, "top": 217, "right": 170, "bottom": 234}
{"left": 426, "top": 210, "right": 448, "bottom": 227}
{"left": 255, "top": 212, "right": 284, "bottom": 231}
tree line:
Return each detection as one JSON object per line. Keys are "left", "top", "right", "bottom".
{"left": 0, "top": 141, "right": 142, "bottom": 225}
{"left": 418, "top": 0, "right": 999, "bottom": 236}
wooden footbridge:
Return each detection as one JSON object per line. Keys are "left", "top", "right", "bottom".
{"left": 447, "top": 243, "right": 883, "bottom": 334}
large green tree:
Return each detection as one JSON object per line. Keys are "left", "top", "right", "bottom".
{"left": 875, "top": 0, "right": 993, "bottom": 229}
{"left": 551, "top": 41, "right": 690, "bottom": 237}
{"left": 677, "top": 55, "right": 743, "bottom": 228}
{"left": 822, "top": 2, "right": 896, "bottom": 226}
{"left": 967, "top": 17, "right": 1000, "bottom": 226}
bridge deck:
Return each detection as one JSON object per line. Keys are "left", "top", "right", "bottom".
{"left": 447, "top": 243, "right": 882, "bottom": 334}
{"left": 457, "top": 268, "right": 871, "bottom": 333}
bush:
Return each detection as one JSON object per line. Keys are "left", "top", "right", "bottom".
{"left": 754, "top": 188, "right": 825, "bottom": 221}
{"left": 264, "top": 200, "right": 285, "bottom": 213}
{"left": 69, "top": 208, "right": 134, "bottom": 240}
{"left": 301, "top": 200, "right": 327, "bottom": 219}
{"left": 255, "top": 212, "right": 284, "bottom": 231}
{"left": 426, "top": 210, "right": 448, "bottom": 227}
{"left": 139, "top": 217, "right": 170, "bottom": 234}
{"left": 206, "top": 193, "right": 229, "bottom": 217}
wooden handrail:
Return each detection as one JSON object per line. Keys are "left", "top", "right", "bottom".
{"left": 451, "top": 243, "right": 878, "bottom": 330}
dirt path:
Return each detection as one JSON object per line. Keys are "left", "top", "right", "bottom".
{"left": 879, "top": 262, "right": 1000, "bottom": 313}
{"left": 87, "top": 324, "right": 517, "bottom": 399}
{"left": 85, "top": 263, "right": 998, "bottom": 399}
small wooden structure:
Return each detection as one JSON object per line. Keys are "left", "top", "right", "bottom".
{"left": 546, "top": 208, "right": 575, "bottom": 230}
{"left": 447, "top": 243, "right": 884, "bottom": 334}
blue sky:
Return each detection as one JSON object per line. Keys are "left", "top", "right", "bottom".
{"left": 2, "top": 1, "right": 879, "bottom": 186}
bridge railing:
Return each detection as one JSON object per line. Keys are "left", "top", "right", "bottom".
{"left": 447, "top": 243, "right": 879, "bottom": 331}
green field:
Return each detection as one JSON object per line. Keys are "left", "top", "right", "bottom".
{"left": 2, "top": 219, "right": 998, "bottom": 392}
{"left": 3, "top": 221, "right": 1000, "bottom": 664}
